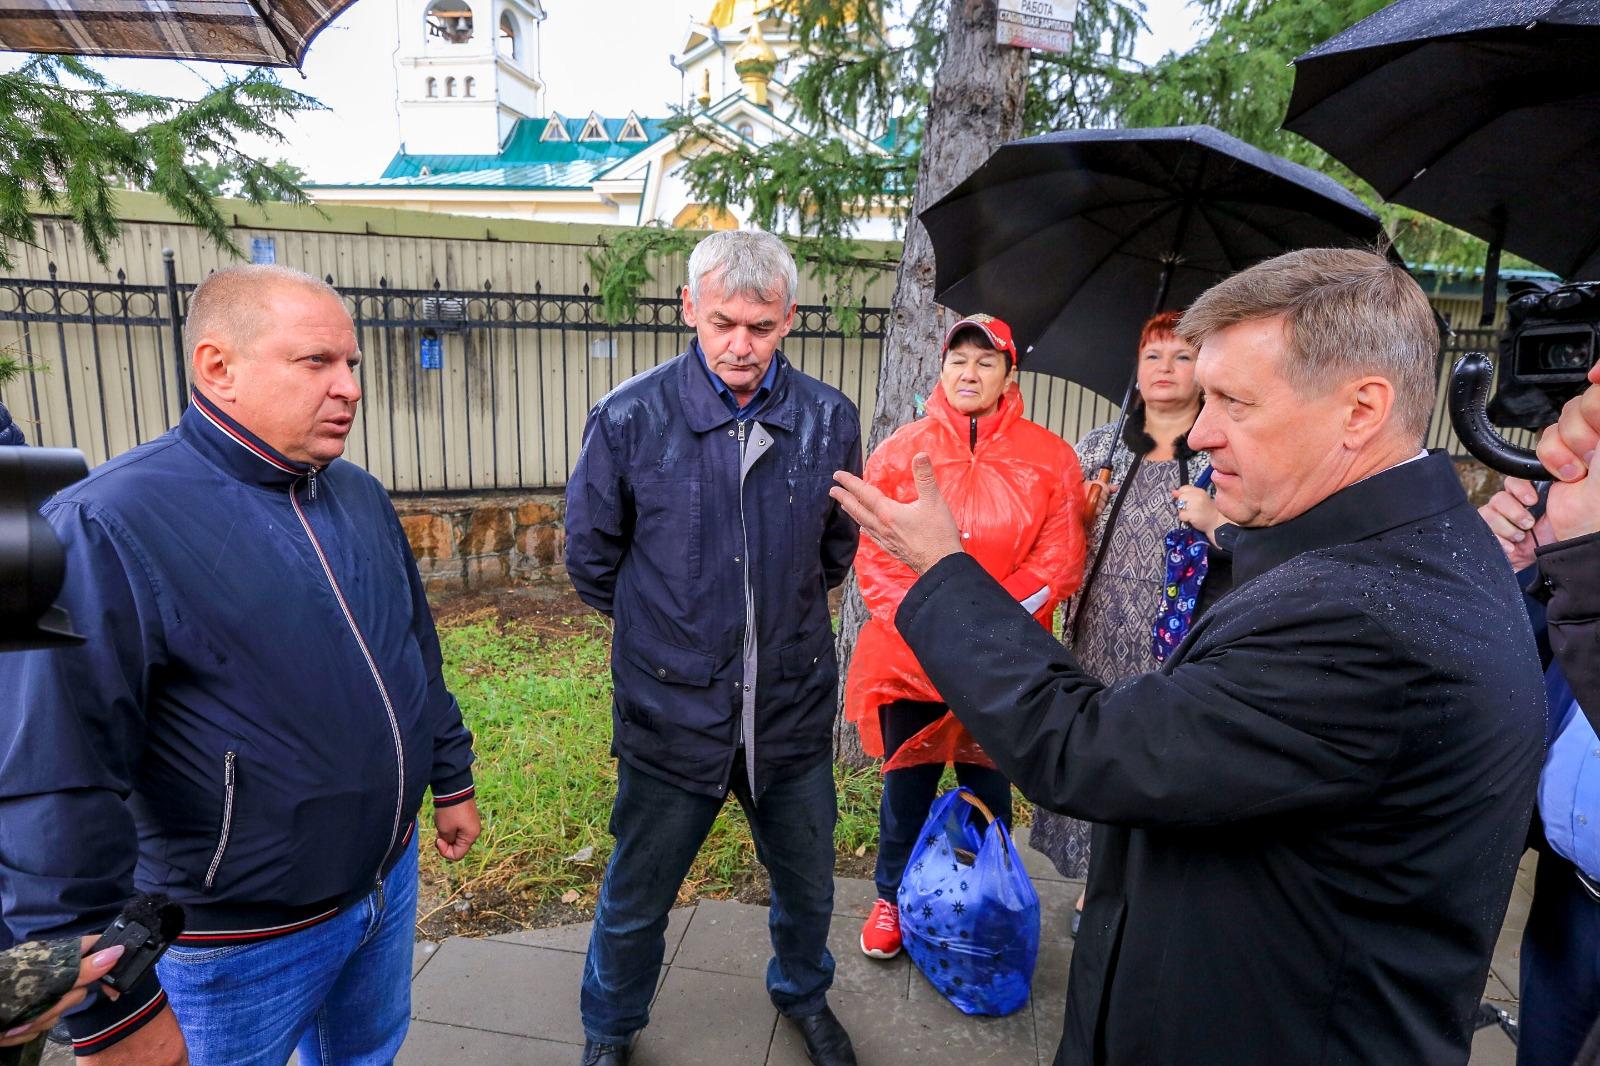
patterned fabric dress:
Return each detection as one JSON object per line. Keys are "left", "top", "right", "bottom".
{"left": 1027, "top": 421, "right": 1209, "bottom": 879}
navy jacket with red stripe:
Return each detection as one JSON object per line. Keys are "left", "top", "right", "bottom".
{"left": 0, "top": 392, "right": 475, "bottom": 1053}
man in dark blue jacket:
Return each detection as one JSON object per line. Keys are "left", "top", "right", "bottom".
{"left": 566, "top": 231, "right": 861, "bottom": 1066}
{"left": 0, "top": 397, "right": 25, "bottom": 445}
{"left": 0, "top": 266, "right": 480, "bottom": 1065}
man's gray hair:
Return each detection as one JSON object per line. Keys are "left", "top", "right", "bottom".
{"left": 184, "top": 264, "right": 343, "bottom": 358}
{"left": 1178, "top": 247, "right": 1440, "bottom": 441}
{"left": 686, "top": 229, "right": 799, "bottom": 308}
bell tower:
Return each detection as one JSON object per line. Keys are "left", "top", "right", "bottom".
{"left": 394, "top": 0, "right": 546, "bottom": 155}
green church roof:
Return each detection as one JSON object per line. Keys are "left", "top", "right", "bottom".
{"left": 311, "top": 115, "right": 671, "bottom": 191}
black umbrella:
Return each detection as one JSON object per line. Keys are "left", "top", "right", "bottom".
{"left": 1287, "top": 0, "right": 1600, "bottom": 479}
{"left": 1286, "top": 0, "right": 1600, "bottom": 291}
{"left": 921, "top": 125, "right": 1389, "bottom": 405}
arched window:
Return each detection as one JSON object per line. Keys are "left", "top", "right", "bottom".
{"left": 445, "top": 76, "right": 457, "bottom": 97}
{"left": 736, "top": 121, "right": 755, "bottom": 140}
{"left": 497, "top": 11, "right": 519, "bottom": 59}
{"left": 463, "top": 76, "right": 475, "bottom": 97}
{"left": 425, "top": 77, "right": 437, "bottom": 97}
{"left": 424, "top": 0, "right": 473, "bottom": 43}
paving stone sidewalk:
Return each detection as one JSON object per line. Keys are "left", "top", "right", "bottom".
{"left": 399, "top": 830, "right": 1531, "bottom": 1066}
{"left": 35, "top": 832, "right": 1530, "bottom": 1065}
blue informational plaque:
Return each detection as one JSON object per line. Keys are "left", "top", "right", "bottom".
{"left": 250, "top": 237, "right": 276, "bottom": 265}
{"left": 420, "top": 335, "right": 442, "bottom": 370}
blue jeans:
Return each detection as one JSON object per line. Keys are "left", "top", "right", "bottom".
{"left": 581, "top": 753, "right": 837, "bottom": 1045}
{"left": 157, "top": 835, "right": 418, "bottom": 1066}
{"left": 874, "top": 700, "right": 1012, "bottom": 901}
{"left": 1518, "top": 851, "right": 1600, "bottom": 1066}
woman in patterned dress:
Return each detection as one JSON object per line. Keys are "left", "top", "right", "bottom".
{"left": 1027, "top": 310, "right": 1226, "bottom": 933}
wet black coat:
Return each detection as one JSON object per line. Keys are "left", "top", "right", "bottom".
{"left": 897, "top": 453, "right": 1545, "bottom": 1065}
{"left": 1535, "top": 530, "right": 1600, "bottom": 730}
{"left": 565, "top": 350, "right": 861, "bottom": 798}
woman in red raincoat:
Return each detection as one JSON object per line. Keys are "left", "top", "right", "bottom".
{"left": 846, "top": 313, "right": 1085, "bottom": 960}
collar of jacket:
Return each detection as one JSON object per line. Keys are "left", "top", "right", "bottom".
{"left": 678, "top": 342, "right": 797, "bottom": 433}
{"left": 1230, "top": 450, "right": 1466, "bottom": 585}
{"left": 925, "top": 381, "right": 1023, "bottom": 447}
{"left": 181, "top": 389, "right": 315, "bottom": 490}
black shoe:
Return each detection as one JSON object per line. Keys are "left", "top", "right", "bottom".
{"left": 791, "top": 1005, "right": 856, "bottom": 1066}
{"left": 581, "top": 1038, "right": 631, "bottom": 1065}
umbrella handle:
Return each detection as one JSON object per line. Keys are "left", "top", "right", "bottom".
{"left": 1083, "top": 468, "right": 1112, "bottom": 531}
{"left": 1447, "top": 352, "right": 1547, "bottom": 481}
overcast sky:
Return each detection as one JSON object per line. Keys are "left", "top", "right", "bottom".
{"left": 1, "top": 0, "right": 1208, "bottom": 182}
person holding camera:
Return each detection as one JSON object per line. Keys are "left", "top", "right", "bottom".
{"left": 1478, "top": 363, "right": 1600, "bottom": 1066}
{"left": 0, "top": 265, "right": 481, "bottom": 1065}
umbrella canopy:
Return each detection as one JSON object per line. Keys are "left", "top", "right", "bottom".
{"left": 921, "top": 125, "right": 1388, "bottom": 400}
{"left": 1286, "top": 0, "right": 1600, "bottom": 280}
{"left": 0, "top": 0, "right": 356, "bottom": 67}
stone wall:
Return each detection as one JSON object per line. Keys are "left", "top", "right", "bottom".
{"left": 394, "top": 492, "right": 565, "bottom": 595}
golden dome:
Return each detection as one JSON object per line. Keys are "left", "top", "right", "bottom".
{"left": 732, "top": 20, "right": 777, "bottom": 72}
{"left": 732, "top": 20, "right": 777, "bottom": 105}
{"left": 707, "top": 0, "right": 866, "bottom": 29}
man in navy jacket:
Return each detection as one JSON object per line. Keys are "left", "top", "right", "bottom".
{"left": 566, "top": 231, "right": 861, "bottom": 1066}
{"left": 0, "top": 266, "right": 479, "bottom": 1064}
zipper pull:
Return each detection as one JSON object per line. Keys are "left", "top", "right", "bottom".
{"left": 374, "top": 877, "right": 385, "bottom": 912}
{"left": 737, "top": 420, "right": 747, "bottom": 446}
{"left": 307, "top": 470, "right": 318, "bottom": 500}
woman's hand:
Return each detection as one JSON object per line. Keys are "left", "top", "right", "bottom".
{"left": 1173, "top": 486, "right": 1223, "bottom": 538}
{"left": 0, "top": 938, "right": 123, "bottom": 1047}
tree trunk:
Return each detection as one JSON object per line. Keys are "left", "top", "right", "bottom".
{"left": 833, "top": 0, "right": 1030, "bottom": 768}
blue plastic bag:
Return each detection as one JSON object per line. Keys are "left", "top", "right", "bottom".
{"left": 896, "top": 788, "right": 1040, "bottom": 1016}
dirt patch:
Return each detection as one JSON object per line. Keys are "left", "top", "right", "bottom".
{"left": 430, "top": 582, "right": 600, "bottom": 637}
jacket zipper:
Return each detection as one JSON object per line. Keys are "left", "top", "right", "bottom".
{"left": 204, "top": 751, "right": 237, "bottom": 891}
{"left": 289, "top": 479, "right": 406, "bottom": 892}
{"left": 969, "top": 416, "right": 977, "bottom": 454}
{"left": 735, "top": 419, "right": 759, "bottom": 795}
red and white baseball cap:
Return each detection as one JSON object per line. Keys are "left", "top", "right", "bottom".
{"left": 941, "top": 313, "right": 1019, "bottom": 365}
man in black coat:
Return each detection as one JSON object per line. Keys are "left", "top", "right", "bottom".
{"left": 832, "top": 248, "right": 1546, "bottom": 1065}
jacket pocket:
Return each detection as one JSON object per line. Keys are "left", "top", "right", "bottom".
{"left": 778, "top": 627, "right": 835, "bottom": 679}
{"left": 616, "top": 627, "right": 717, "bottom": 687}
{"left": 203, "top": 750, "right": 238, "bottom": 892}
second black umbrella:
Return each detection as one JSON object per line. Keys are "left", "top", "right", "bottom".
{"left": 920, "top": 125, "right": 1389, "bottom": 403}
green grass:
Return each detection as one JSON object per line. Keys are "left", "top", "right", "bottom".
{"left": 418, "top": 616, "right": 885, "bottom": 911}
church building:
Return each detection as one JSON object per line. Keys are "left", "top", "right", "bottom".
{"left": 309, "top": 0, "right": 903, "bottom": 238}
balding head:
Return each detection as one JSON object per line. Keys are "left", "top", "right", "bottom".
{"left": 187, "top": 265, "right": 362, "bottom": 467}
{"left": 185, "top": 265, "right": 344, "bottom": 364}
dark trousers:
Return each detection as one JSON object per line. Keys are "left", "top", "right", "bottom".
{"left": 1519, "top": 850, "right": 1600, "bottom": 1066}
{"left": 581, "top": 752, "right": 837, "bottom": 1045}
{"left": 873, "top": 699, "right": 1012, "bottom": 901}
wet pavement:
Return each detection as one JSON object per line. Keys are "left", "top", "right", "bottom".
{"left": 39, "top": 830, "right": 1530, "bottom": 1065}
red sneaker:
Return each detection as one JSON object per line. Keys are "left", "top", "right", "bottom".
{"left": 859, "top": 898, "right": 901, "bottom": 959}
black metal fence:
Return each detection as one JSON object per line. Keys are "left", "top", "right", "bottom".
{"left": 0, "top": 257, "right": 893, "bottom": 493}
{"left": 0, "top": 258, "right": 1536, "bottom": 493}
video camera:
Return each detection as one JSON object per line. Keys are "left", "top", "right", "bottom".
{"left": 1448, "top": 279, "right": 1600, "bottom": 481}
{"left": 0, "top": 448, "right": 88, "bottom": 651}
